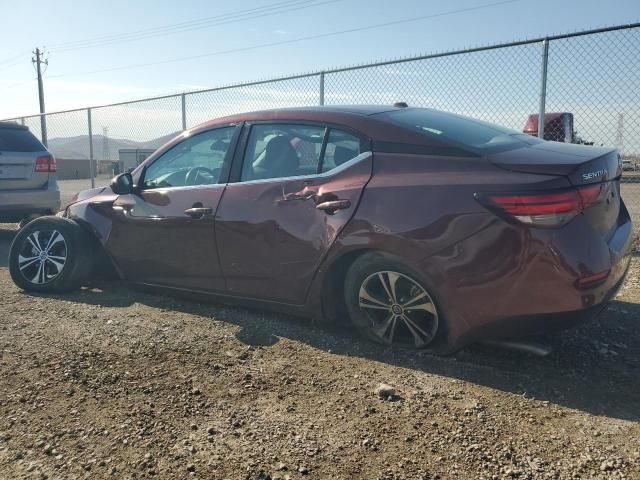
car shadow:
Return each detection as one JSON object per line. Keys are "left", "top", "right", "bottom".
{"left": 21, "top": 278, "right": 640, "bottom": 422}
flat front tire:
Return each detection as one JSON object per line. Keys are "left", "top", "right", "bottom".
{"left": 9, "top": 216, "right": 92, "bottom": 293}
{"left": 345, "top": 252, "right": 443, "bottom": 350}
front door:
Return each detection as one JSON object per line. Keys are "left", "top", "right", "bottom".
{"left": 215, "top": 123, "right": 372, "bottom": 304}
{"left": 107, "top": 125, "right": 239, "bottom": 292}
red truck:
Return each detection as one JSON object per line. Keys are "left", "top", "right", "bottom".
{"left": 523, "top": 112, "right": 593, "bottom": 145}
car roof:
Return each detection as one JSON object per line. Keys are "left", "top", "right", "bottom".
{"left": 190, "top": 105, "right": 416, "bottom": 136}
{"left": 262, "top": 105, "right": 402, "bottom": 115}
{"left": 194, "top": 105, "right": 407, "bottom": 131}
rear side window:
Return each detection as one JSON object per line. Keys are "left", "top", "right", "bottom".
{"left": 241, "top": 124, "right": 325, "bottom": 181}
{"left": 0, "top": 127, "right": 45, "bottom": 152}
{"left": 321, "top": 129, "right": 361, "bottom": 173}
{"left": 383, "top": 108, "right": 541, "bottom": 153}
{"left": 240, "top": 124, "right": 364, "bottom": 181}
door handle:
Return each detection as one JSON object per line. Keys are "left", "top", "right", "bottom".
{"left": 184, "top": 207, "right": 212, "bottom": 218}
{"left": 316, "top": 199, "right": 351, "bottom": 214}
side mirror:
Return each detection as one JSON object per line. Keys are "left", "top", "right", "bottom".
{"left": 110, "top": 172, "right": 134, "bottom": 195}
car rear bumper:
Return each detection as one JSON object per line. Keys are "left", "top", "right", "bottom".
{"left": 458, "top": 257, "right": 630, "bottom": 344}
{"left": 0, "top": 179, "right": 60, "bottom": 221}
{"left": 422, "top": 206, "right": 634, "bottom": 349}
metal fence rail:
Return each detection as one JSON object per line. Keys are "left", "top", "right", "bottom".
{"left": 3, "top": 23, "right": 640, "bottom": 221}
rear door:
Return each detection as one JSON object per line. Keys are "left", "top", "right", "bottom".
{"left": 0, "top": 123, "right": 50, "bottom": 190}
{"left": 215, "top": 122, "right": 372, "bottom": 304}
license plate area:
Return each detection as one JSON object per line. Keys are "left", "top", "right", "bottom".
{"left": 0, "top": 165, "right": 29, "bottom": 179}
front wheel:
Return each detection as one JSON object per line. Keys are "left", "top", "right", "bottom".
{"left": 345, "top": 252, "right": 443, "bottom": 350}
{"left": 9, "top": 216, "right": 92, "bottom": 293}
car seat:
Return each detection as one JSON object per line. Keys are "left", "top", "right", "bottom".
{"left": 257, "top": 136, "right": 299, "bottom": 179}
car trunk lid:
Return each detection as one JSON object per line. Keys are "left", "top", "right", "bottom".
{"left": 489, "top": 142, "right": 622, "bottom": 238}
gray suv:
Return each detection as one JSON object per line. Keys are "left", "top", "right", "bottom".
{"left": 0, "top": 122, "right": 60, "bottom": 223}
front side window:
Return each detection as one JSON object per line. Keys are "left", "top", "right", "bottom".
{"left": 142, "top": 127, "right": 235, "bottom": 189}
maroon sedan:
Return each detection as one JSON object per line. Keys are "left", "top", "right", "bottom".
{"left": 8, "top": 105, "right": 633, "bottom": 353}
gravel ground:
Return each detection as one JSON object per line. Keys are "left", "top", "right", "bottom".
{"left": 0, "top": 223, "right": 639, "bottom": 480}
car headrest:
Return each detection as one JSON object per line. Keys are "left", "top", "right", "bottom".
{"left": 263, "top": 136, "right": 299, "bottom": 175}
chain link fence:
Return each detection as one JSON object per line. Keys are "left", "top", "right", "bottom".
{"left": 2, "top": 23, "right": 640, "bottom": 216}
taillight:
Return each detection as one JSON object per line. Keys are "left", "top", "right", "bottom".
{"left": 34, "top": 155, "right": 56, "bottom": 173}
{"left": 475, "top": 184, "right": 605, "bottom": 227}
{"left": 576, "top": 184, "right": 602, "bottom": 207}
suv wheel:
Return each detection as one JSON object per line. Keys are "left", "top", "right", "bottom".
{"left": 9, "top": 217, "right": 92, "bottom": 293}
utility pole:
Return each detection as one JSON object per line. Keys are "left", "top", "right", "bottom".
{"left": 32, "top": 48, "right": 48, "bottom": 146}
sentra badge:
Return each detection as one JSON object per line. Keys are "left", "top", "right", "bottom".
{"left": 582, "top": 169, "right": 606, "bottom": 181}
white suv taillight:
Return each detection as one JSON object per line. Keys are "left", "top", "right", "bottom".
{"left": 34, "top": 155, "right": 56, "bottom": 173}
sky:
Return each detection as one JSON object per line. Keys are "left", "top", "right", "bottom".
{"left": 0, "top": 0, "right": 639, "bottom": 120}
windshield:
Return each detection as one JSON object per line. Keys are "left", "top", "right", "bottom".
{"left": 382, "top": 108, "right": 541, "bottom": 153}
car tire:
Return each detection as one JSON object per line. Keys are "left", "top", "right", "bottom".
{"left": 17, "top": 213, "right": 46, "bottom": 230}
{"left": 344, "top": 252, "right": 445, "bottom": 350}
{"left": 9, "top": 216, "right": 92, "bottom": 293}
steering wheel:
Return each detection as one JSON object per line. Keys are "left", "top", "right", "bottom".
{"left": 185, "top": 166, "right": 219, "bottom": 186}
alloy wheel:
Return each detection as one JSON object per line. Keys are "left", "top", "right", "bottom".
{"left": 358, "top": 271, "right": 439, "bottom": 348}
{"left": 18, "top": 230, "right": 68, "bottom": 285}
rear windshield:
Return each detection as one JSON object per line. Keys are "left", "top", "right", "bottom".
{"left": 382, "top": 108, "right": 542, "bottom": 153}
{"left": 0, "top": 127, "right": 45, "bottom": 152}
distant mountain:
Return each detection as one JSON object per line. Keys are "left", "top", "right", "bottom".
{"left": 47, "top": 132, "right": 180, "bottom": 160}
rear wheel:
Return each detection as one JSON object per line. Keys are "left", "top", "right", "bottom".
{"left": 9, "top": 217, "right": 92, "bottom": 293}
{"left": 345, "top": 253, "right": 442, "bottom": 349}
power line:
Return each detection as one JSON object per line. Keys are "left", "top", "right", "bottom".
{"left": 0, "top": 50, "right": 30, "bottom": 66}
{"left": 0, "top": 49, "right": 33, "bottom": 73}
{"left": 48, "top": 0, "right": 521, "bottom": 80}
{"left": 50, "top": 0, "right": 311, "bottom": 48}
{"left": 0, "top": 2, "right": 334, "bottom": 77}
{"left": 48, "top": 0, "right": 338, "bottom": 53}
{"left": 2, "top": 78, "right": 36, "bottom": 90}
{"left": 0, "top": 60, "right": 24, "bottom": 73}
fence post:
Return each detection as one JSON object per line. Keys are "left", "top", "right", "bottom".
{"left": 537, "top": 38, "right": 549, "bottom": 139}
{"left": 88, "top": 108, "right": 95, "bottom": 189}
{"left": 319, "top": 71, "right": 325, "bottom": 106}
{"left": 20, "top": 117, "right": 25, "bottom": 126}
{"left": 181, "top": 93, "right": 187, "bottom": 131}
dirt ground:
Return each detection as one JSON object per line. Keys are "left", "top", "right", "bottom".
{"left": 0, "top": 223, "right": 639, "bottom": 480}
